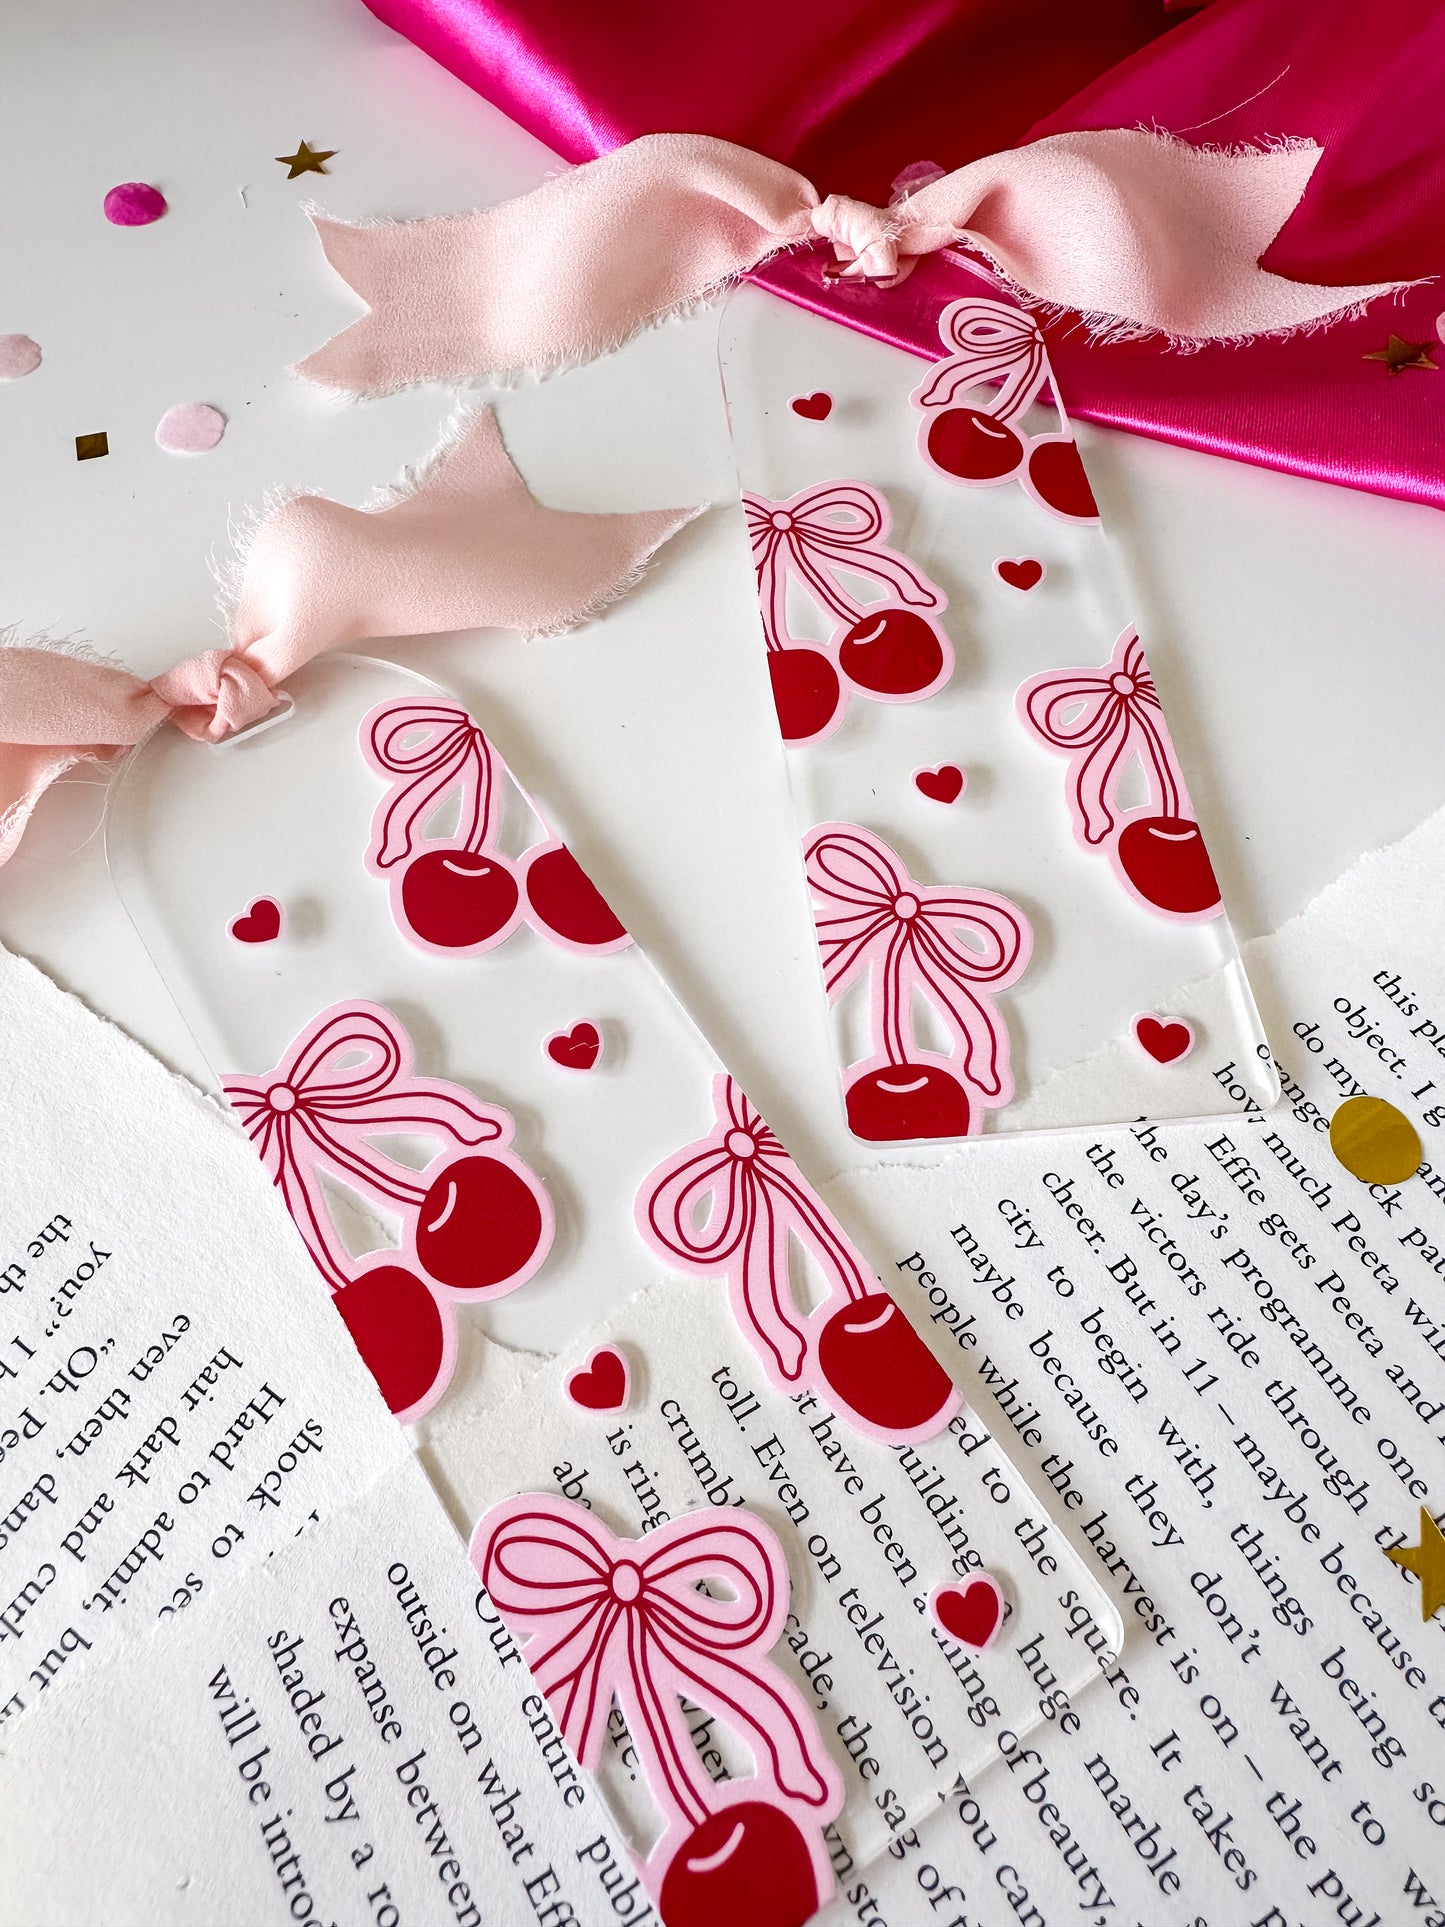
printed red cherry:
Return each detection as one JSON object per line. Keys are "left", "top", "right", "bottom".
{"left": 1115, "top": 815, "right": 1221, "bottom": 917}
{"left": 332, "top": 1263, "right": 447, "bottom": 1418}
{"left": 660, "top": 1803, "right": 819, "bottom": 1927}
{"left": 525, "top": 844, "right": 628, "bottom": 948}
{"left": 818, "top": 1292, "right": 956, "bottom": 1437}
{"left": 844, "top": 1063, "right": 972, "bottom": 1143}
{"left": 415, "top": 1154, "right": 547, "bottom": 1296}
{"left": 836, "top": 607, "right": 946, "bottom": 698}
{"left": 925, "top": 407, "right": 1025, "bottom": 482}
{"left": 767, "top": 647, "right": 842, "bottom": 743}
{"left": 1025, "top": 436, "right": 1100, "bottom": 521}
{"left": 400, "top": 847, "right": 519, "bottom": 949}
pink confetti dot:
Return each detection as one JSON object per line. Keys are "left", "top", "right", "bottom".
{"left": 155, "top": 402, "right": 226, "bottom": 454}
{"left": 0, "top": 334, "right": 41, "bottom": 379}
{"left": 103, "top": 182, "right": 167, "bottom": 227}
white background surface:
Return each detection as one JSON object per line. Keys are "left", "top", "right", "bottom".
{"left": 3, "top": 0, "right": 1444, "bottom": 1192}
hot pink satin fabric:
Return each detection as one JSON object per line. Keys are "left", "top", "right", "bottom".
{"left": 361, "top": 0, "right": 1445, "bottom": 508}
{"left": 0, "top": 409, "right": 694, "bottom": 865}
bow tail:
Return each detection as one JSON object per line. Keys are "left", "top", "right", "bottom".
{"left": 730, "top": 1182, "right": 809, "bottom": 1387}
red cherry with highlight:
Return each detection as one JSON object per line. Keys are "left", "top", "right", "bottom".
{"left": 415, "top": 1155, "right": 548, "bottom": 1296}
{"left": 1025, "top": 436, "right": 1100, "bottom": 521}
{"left": 1115, "top": 815, "right": 1221, "bottom": 917}
{"left": 660, "top": 1803, "right": 819, "bottom": 1927}
{"left": 333, "top": 1263, "right": 447, "bottom": 1418}
{"left": 400, "top": 847, "right": 519, "bottom": 950}
{"left": 818, "top": 1292, "right": 956, "bottom": 1438}
{"left": 845, "top": 1063, "right": 972, "bottom": 1143}
{"left": 926, "top": 407, "right": 1025, "bottom": 482}
{"left": 525, "top": 844, "right": 628, "bottom": 948}
{"left": 837, "top": 607, "right": 946, "bottom": 698}
{"left": 767, "top": 647, "right": 842, "bottom": 743}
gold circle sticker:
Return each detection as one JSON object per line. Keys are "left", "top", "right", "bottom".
{"left": 1329, "top": 1095, "right": 1423, "bottom": 1186}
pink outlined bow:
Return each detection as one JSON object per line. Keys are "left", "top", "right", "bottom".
{"left": 474, "top": 1495, "right": 842, "bottom": 1835}
{"left": 223, "top": 1001, "right": 506, "bottom": 1288}
{"left": 637, "top": 1076, "right": 873, "bottom": 1387}
{"left": 743, "top": 481, "right": 944, "bottom": 653}
{"left": 912, "top": 299, "right": 1052, "bottom": 425}
{"left": 804, "top": 824, "right": 1031, "bottom": 1103}
{"left": 362, "top": 703, "right": 500, "bottom": 871}
{"left": 1016, "top": 627, "right": 1186, "bottom": 847}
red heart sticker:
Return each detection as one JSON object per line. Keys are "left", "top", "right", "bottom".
{"left": 994, "top": 556, "right": 1045, "bottom": 592}
{"left": 790, "top": 391, "right": 833, "bottom": 421}
{"left": 914, "top": 764, "right": 966, "bottom": 806}
{"left": 928, "top": 1577, "right": 1004, "bottom": 1649}
{"left": 1134, "top": 1013, "right": 1195, "bottom": 1064}
{"left": 229, "top": 897, "right": 282, "bottom": 944}
{"left": 546, "top": 1021, "right": 602, "bottom": 1071}
{"left": 565, "top": 1345, "right": 630, "bottom": 1413}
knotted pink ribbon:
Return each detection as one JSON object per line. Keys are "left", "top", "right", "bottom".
{"left": 223, "top": 1002, "right": 505, "bottom": 1288}
{"left": 362, "top": 702, "right": 500, "bottom": 869}
{"left": 474, "top": 1494, "right": 841, "bottom": 1833}
{"left": 294, "top": 129, "right": 1406, "bottom": 396}
{"left": 743, "top": 481, "right": 942, "bottom": 650}
{"left": 1016, "top": 627, "right": 1185, "bottom": 846}
{"left": 638, "top": 1075, "right": 874, "bottom": 1386}
{"left": 0, "top": 409, "right": 696, "bottom": 868}
{"left": 805, "top": 825, "right": 1030, "bottom": 1099}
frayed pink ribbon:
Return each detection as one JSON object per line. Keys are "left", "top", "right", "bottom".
{"left": 223, "top": 1002, "right": 504, "bottom": 1288}
{"left": 1017, "top": 627, "right": 1186, "bottom": 845}
{"left": 638, "top": 1075, "right": 873, "bottom": 1385}
{"left": 0, "top": 409, "right": 695, "bottom": 867}
{"left": 474, "top": 1494, "right": 840, "bottom": 1829}
{"left": 805, "top": 825, "right": 1030, "bottom": 1096}
{"left": 294, "top": 129, "right": 1406, "bottom": 396}
{"left": 744, "top": 482, "right": 941, "bottom": 648}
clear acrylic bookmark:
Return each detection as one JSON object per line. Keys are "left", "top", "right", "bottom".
{"left": 105, "top": 651, "right": 1121, "bottom": 1912}
{"left": 719, "top": 276, "right": 1277, "bottom": 1151}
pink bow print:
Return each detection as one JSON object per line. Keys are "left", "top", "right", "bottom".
{"left": 638, "top": 1075, "right": 874, "bottom": 1386}
{"left": 362, "top": 702, "right": 501, "bottom": 871}
{"left": 474, "top": 1495, "right": 842, "bottom": 1835}
{"left": 805, "top": 824, "right": 1031, "bottom": 1103}
{"left": 223, "top": 1001, "right": 506, "bottom": 1288}
{"left": 743, "top": 481, "right": 943, "bottom": 652}
{"left": 912, "top": 299, "right": 1050, "bottom": 425}
{"left": 1016, "top": 627, "right": 1187, "bottom": 847}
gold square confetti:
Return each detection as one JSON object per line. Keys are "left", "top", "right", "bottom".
{"left": 75, "top": 432, "right": 109, "bottom": 461}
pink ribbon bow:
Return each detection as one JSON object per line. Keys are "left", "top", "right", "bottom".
{"left": 294, "top": 130, "right": 1406, "bottom": 397}
{"left": 638, "top": 1075, "right": 875, "bottom": 1386}
{"left": 223, "top": 1002, "right": 506, "bottom": 1288}
{"left": 805, "top": 824, "right": 1031, "bottom": 1100}
{"left": 744, "top": 481, "right": 942, "bottom": 649}
{"left": 1016, "top": 627, "right": 1186, "bottom": 846}
{"left": 912, "top": 298, "right": 1050, "bottom": 423}
{"left": 362, "top": 702, "right": 501, "bottom": 870}
{"left": 474, "top": 1494, "right": 842, "bottom": 1833}
{"left": 0, "top": 409, "right": 695, "bottom": 869}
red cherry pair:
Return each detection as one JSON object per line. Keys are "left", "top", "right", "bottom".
{"left": 924, "top": 407, "right": 1099, "bottom": 523}
{"left": 397, "top": 838, "right": 628, "bottom": 953}
{"left": 768, "top": 605, "right": 951, "bottom": 745}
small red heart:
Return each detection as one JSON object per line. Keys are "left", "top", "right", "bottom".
{"left": 929, "top": 1577, "right": 1004, "bottom": 1649}
{"left": 1134, "top": 1014, "right": 1194, "bottom": 1064}
{"left": 995, "top": 556, "right": 1044, "bottom": 592}
{"left": 546, "top": 1021, "right": 602, "bottom": 1071}
{"left": 229, "top": 897, "right": 282, "bottom": 944}
{"left": 565, "top": 1345, "right": 630, "bottom": 1413}
{"left": 914, "top": 764, "right": 966, "bottom": 805}
{"left": 790, "top": 391, "right": 833, "bottom": 421}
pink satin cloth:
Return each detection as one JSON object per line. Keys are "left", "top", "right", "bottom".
{"left": 360, "top": 0, "right": 1445, "bottom": 507}
{"left": 0, "top": 408, "right": 694, "bottom": 866}
{"left": 297, "top": 129, "right": 1399, "bottom": 396}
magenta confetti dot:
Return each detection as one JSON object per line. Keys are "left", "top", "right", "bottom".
{"left": 0, "top": 334, "right": 41, "bottom": 379}
{"left": 155, "top": 402, "right": 226, "bottom": 454}
{"left": 103, "top": 182, "right": 167, "bottom": 227}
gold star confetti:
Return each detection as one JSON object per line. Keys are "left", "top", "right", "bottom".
{"left": 275, "top": 141, "right": 336, "bottom": 180}
{"left": 1363, "top": 334, "right": 1437, "bottom": 374}
{"left": 1385, "top": 1508, "right": 1445, "bottom": 1621}
{"left": 75, "top": 431, "right": 109, "bottom": 461}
